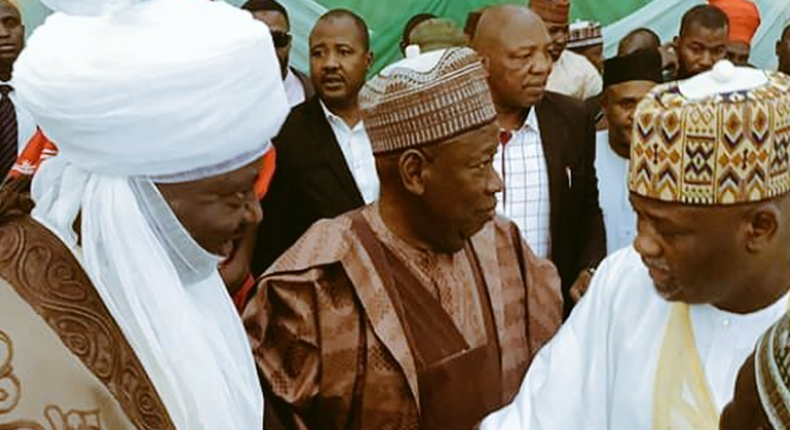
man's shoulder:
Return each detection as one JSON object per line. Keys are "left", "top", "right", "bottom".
{"left": 273, "top": 97, "right": 332, "bottom": 159}
{"left": 276, "top": 97, "right": 324, "bottom": 138}
{"left": 540, "top": 91, "right": 588, "bottom": 118}
{"left": 564, "top": 50, "right": 598, "bottom": 70}
{"left": 264, "top": 211, "right": 357, "bottom": 276}
{"left": 480, "top": 215, "right": 559, "bottom": 273}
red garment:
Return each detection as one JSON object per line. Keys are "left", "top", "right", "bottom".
{"left": 8, "top": 128, "right": 57, "bottom": 180}
{"left": 709, "top": 0, "right": 761, "bottom": 45}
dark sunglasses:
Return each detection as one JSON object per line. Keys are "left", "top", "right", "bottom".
{"left": 271, "top": 31, "right": 292, "bottom": 49}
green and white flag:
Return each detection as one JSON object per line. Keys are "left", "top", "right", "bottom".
{"left": 15, "top": 0, "right": 790, "bottom": 75}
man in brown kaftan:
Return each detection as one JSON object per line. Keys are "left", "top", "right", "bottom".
{"left": 244, "top": 47, "right": 563, "bottom": 430}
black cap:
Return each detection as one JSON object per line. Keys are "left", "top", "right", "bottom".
{"left": 603, "top": 49, "right": 663, "bottom": 89}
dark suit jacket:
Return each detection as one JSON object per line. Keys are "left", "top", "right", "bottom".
{"left": 251, "top": 96, "right": 364, "bottom": 275}
{"left": 536, "top": 91, "right": 606, "bottom": 317}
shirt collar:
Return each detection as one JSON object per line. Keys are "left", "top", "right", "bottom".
{"left": 319, "top": 99, "right": 363, "bottom": 131}
{"left": 319, "top": 99, "right": 339, "bottom": 122}
{"left": 506, "top": 107, "right": 540, "bottom": 133}
{"left": 524, "top": 107, "right": 539, "bottom": 131}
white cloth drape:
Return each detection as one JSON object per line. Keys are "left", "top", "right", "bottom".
{"left": 480, "top": 247, "right": 789, "bottom": 430}
{"left": 14, "top": 0, "right": 290, "bottom": 428}
{"left": 31, "top": 162, "right": 264, "bottom": 430}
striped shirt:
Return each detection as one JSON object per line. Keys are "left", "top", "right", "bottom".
{"left": 494, "top": 108, "right": 552, "bottom": 259}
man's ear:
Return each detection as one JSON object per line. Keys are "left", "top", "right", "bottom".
{"left": 479, "top": 53, "right": 491, "bottom": 72}
{"left": 365, "top": 50, "right": 374, "bottom": 72}
{"left": 398, "top": 149, "right": 430, "bottom": 196}
{"left": 745, "top": 204, "right": 780, "bottom": 253}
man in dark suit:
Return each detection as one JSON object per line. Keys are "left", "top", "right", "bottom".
{"left": 0, "top": 0, "right": 35, "bottom": 180}
{"left": 473, "top": 5, "right": 605, "bottom": 317}
{"left": 251, "top": 9, "right": 375, "bottom": 275}
{"left": 242, "top": 0, "right": 314, "bottom": 106}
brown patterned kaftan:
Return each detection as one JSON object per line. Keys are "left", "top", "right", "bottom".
{"left": 244, "top": 204, "right": 563, "bottom": 430}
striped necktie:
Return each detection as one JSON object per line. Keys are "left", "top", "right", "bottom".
{"left": 0, "top": 84, "right": 18, "bottom": 180}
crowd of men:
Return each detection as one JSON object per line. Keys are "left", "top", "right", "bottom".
{"left": 1, "top": 0, "right": 790, "bottom": 429}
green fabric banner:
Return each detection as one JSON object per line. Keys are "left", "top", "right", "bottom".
{"left": 257, "top": 0, "right": 654, "bottom": 74}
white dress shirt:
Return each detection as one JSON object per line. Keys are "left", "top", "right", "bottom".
{"left": 320, "top": 100, "right": 379, "bottom": 204}
{"left": 595, "top": 130, "right": 637, "bottom": 254}
{"left": 481, "top": 246, "right": 789, "bottom": 430}
{"left": 546, "top": 50, "right": 603, "bottom": 100}
{"left": 2, "top": 80, "right": 37, "bottom": 155}
{"left": 494, "top": 108, "right": 552, "bottom": 259}
{"left": 283, "top": 68, "right": 306, "bottom": 108}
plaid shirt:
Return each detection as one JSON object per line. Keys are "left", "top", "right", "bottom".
{"left": 494, "top": 109, "right": 552, "bottom": 259}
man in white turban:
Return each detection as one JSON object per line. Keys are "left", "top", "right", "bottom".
{"left": 0, "top": 0, "right": 288, "bottom": 429}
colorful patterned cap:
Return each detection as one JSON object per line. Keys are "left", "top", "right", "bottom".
{"left": 568, "top": 20, "right": 602, "bottom": 49}
{"left": 360, "top": 47, "right": 497, "bottom": 155}
{"left": 756, "top": 312, "right": 790, "bottom": 430}
{"left": 529, "top": 0, "right": 570, "bottom": 25}
{"left": 629, "top": 62, "right": 790, "bottom": 205}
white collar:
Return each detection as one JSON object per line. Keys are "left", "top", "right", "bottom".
{"left": 514, "top": 107, "right": 540, "bottom": 132}
{"left": 319, "top": 99, "right": 363, "bottom": 130}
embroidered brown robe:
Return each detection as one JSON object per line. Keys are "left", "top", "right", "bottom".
{"left": 0, "top": 186, "right": 175, "bottom": 430}
{"left": 244, "top": 205, "right": 563, "bottom": 430}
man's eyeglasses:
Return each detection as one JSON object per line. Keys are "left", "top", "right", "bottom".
{"left": 271, "top": 31, "right": 292, "bottom": 49}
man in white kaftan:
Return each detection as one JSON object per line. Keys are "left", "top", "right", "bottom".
{"left": 481, "top": 61, "right": 790, "bottom": 430}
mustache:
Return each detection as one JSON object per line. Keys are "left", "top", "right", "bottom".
{"left": 320, "top": 73, "right": 346, "bottom": 83}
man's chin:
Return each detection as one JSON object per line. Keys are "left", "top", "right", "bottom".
{"left": 653, "top": 280, "right": 687, "bottom": 302}
{"left": 522, "top": 91, "right": 545, "bottom": 107}
{"left": 318, "top": 89, "right": 351, "bottom": 106}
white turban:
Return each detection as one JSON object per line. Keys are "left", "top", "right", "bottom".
{"left": 12, "top": 0, "right": 289, "bottom": 429}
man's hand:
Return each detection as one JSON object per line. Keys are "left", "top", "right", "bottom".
{"left": 569, "top": 268, "right": 595, "bottom": 303}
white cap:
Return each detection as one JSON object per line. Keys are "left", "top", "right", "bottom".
{"left": 679, "top": 60, "right": 769, "bottom": 100}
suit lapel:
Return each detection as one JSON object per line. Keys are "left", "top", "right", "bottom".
{"left": 536, "top": 98, "right": 566, "bottom": 259}
{"left": 304, "top": 98, "right": 365, "bottom": 206}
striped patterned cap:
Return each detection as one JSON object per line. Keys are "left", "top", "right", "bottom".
{"left": 629, "top": 62, "right": 790, "bottom": 205}
{"left": 756, "top": 312, "right": 790, "bottom": 430}
{"left": 568, "top": 20, "right": 603, "bottom": 49}
{"left": 360, "top": 47, "right": 497, "bottom": 155}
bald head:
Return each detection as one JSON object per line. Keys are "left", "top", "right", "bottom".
{"left": 472, "top": 5, "right": 552, "bottom": 113}
{"left": 473, "top": 5, "right": 545, "bottom": 53}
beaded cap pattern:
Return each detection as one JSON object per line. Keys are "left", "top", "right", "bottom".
{"left": 360, "top": 47, "right": 497, "bottom": 155}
